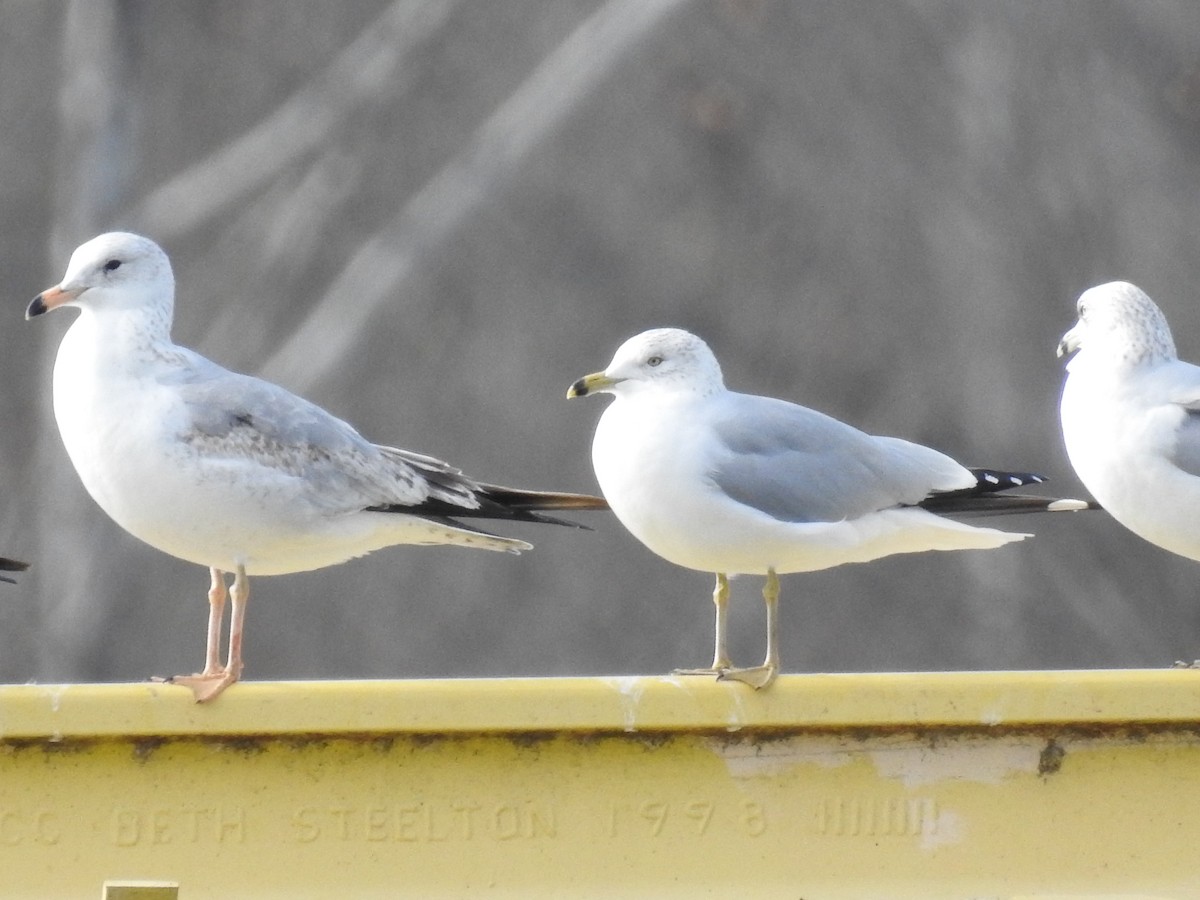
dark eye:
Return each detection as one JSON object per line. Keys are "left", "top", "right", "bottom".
{"left": 647, "top": 355, "right": 663, "bottom": 367}
{"left": 103, "top": 259, "right": 121, "bottom": 272}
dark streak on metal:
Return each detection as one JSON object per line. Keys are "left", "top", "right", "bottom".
{"left": 1038, "top": 738, "right": 1066, "bottom": 776}
{"left": 1, "top": 722, "right": 1199, "bottom": 757}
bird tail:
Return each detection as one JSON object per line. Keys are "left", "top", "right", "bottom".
{"left": 0, "top": 558, "right": 29, "bottom": 584}
{"left": 370, "top": 485, "right": 608, "bottom": 530}
{"left": 458, "top": 485, "right": 609, "bottom": 529}
{"left": 919, "top": 468, "right": 1098, "bottom": 519}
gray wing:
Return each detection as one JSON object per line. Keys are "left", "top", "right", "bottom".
{"left": 166, "top": 351, "right": 481, "bottom": 514}
{"left": 707, "top": 392, "right": 972, "bottom": 523}
{"left": 1148, "top": 359, "right": 1200, "bottom": 479}
{"left": 1168, "top": 410, "right": 1200, "bottom": 479}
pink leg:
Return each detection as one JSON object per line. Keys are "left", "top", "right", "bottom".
{"left": 169, "top": 564, "right": 249, "bottom": 702}
{"left": 202, "top": 568, "right": 228, "bottom": 676}
{"left": 224, "top": 564, "right": 249, "bottom": 682}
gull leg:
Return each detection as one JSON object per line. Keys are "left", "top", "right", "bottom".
{"left": 224, "top": 564, "right": 249, "bottom": 684}
{"left": 156, "top": 568, "right": 226, "bottom": 687}
{"left": 711, "top": 572, "right": 732, "bottom": 670}
{"left": 674, "top": 573, "right": 732, "bottom": 677}
{"left": 168, "top": 565, "right": 247, "bottom": 702}
{"left": 719, "top": 568, "right": 780, "bottom": 689}
{"left": 201, "top": 568, "right": 228, "bottom": 675}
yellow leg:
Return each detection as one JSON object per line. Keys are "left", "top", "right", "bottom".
{"left": 673, "top": 573, "right": 732, "bottom": 677}
{"left": 719, "top": 568, "right": 780, "bottom": 689}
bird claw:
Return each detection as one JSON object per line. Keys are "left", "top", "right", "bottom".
{"left": 157, "top": 670, "right": 239, "bottom": 703}
{"left": 672, "top": 663, "right": 780, "bottom": 689}
{"left": 716, "top": 665, "right": 778, "bottom": 690}
{"left": 672, "top": 666, "right": 732, "bottom": 678}
{"left": 1171, "top": 659, "right": 1200, "bottom": 669}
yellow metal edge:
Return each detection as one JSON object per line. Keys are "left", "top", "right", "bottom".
{"left": 1, "top": 669, "right": 1199, "bottom": 740}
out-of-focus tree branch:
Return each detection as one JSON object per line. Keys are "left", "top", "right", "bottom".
{"left": 131, "top": 0, "right": 463, "bottom": 240}
{"left": 38, "top": 0, "right": 140, "bottom": 676}
{"left": 258, "top": 0, "right": 691, "bottom": 392}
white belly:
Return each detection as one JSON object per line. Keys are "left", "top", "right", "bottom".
{"left": 1061, "top": 369, "right": 1200, "bottom": 561}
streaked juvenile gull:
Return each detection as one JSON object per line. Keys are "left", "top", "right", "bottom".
{"left": 1058, "top": 281, "right": 1200, "bottom": 562}
{"left": 569, "top": 327, "right": 1088, "bottom": 688}
{"left": 27, "top": 232, "right": 606, "bottom": 702}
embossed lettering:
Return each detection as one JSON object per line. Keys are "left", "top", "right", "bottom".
{"left": 287, "top": 802, "right": 555, "bottom": 843}
{"left": 395, "top": 805, "right": 421, "bottom": 842}
{"left": 451, "top": 801, "right": 481, "bottom": 839}
{"left": 112, "top": 808, "right": 140, "bottom": 847}
{"left": 365, "top": 807, "right": 391, "bottom": 842}
{"left": 639, "top": 802, "right": 668, "bottom": 836}
{"left": 0, "top": 811, "right": 19, "bottom": 846}
{"left": 493, "top": 805, "right": 521, "bottom": 840}
{"left": 110, "top": 806, "right": 246, "bottom": 846}
{"left": 607, "top": 799, "right": 767, "bottom": 838}
{"left": 527, "top": 804, "right": 556, "bottom": 838}
{"left": 684, "top": 801, "right": 714, "bottom": 835}
{"left": 218, "top": 807, "right": 246, "bottom": 843}
{"left": 0, "top": 810, "right": 60, "bottom": 846}
{"left": 292, "top": 807, "right": 320, "bottom": 843}
{"left": 814, "top": 797, "right": 936, "bottom": 837}
{"left": 740, "top": 801, "right": 766, "bottom": 836}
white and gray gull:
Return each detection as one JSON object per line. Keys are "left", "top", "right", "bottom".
{"left": 569, "top": 327, "right": 1090, "bottom": 688}
{"left": 27, "top": 232, "right": 606, "bottom": 701}
{"left": 1058, "top": 281, "right": 1200, "bottom": 565}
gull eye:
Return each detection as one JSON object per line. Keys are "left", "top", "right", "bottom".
{"left": 103, "top": 259, "right": 122, "bottom": 272}
{"left": 1077, "top": 302, "right": 1087, "bottom": 318}
{"left": 646, "top": 355, "right": 663, "bottom": 368}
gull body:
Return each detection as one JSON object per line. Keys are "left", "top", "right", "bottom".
{"left": 1058, "top": 281, "right": 1200, "bottom": 560}
{"left": 29, "top": 232, "right": 605, "bottom": 700}
{"left": 570, "top": 328, "right": 1084, "bottom": 687}
{"left": 586, "top": 376, "right": 1020, "bottom": 577}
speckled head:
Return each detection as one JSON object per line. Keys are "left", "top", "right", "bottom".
{"left": 568, "top": 327, "right": 726, "bottom": 400}
{"left": 1057, "top": 281, "right": 1177, "bottom": 369}
{"left": 26, "top": 232, "right": 175, "bottom": 321}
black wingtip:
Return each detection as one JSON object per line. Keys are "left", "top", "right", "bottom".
{"left": 966, "top": 468, "right": 1047, "bottom": 493}
{"left": 0, "top": 558, "right": 29, "bottom": 584}
{"left": 475, "top": 487, "right": 608, "bottom": 529}
{"left": 368, "top": 487, "right": 608, "bottom": 531}
{"left": 919, "top": 468, "right": 1098, "bottom": 518}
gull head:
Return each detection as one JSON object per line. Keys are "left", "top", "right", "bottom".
{"left": 1056, "top": 281, "right": 1177, "bottom": 368}
{"left": 567, "top": 327, "right": 726, "bottom": 400}
{"left": 26, "top": 232, "right": 174, "bottom": 321}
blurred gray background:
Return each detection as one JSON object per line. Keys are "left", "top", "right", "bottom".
{"left": 3, "top": 0, "right": 1200, "bottom": 687}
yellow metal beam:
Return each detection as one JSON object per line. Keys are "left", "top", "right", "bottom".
{"left": 0, "top": 672, "right": 1197, "bottom": 898}
{"left": 2, "top": 669, "right": 1200, "bottom": 739}
{"left": 102, "top": 882, "right": 179, "bottom": 900}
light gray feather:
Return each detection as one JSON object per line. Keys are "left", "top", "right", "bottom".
{"left": 163, "top": 351, "right": 480, "bottom": 514}
{"left": 707, "top": 392, "right": 969, "bottom": 524}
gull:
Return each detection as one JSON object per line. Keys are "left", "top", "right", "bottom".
{"left": 569, "top": 327, "right": 1087, "bottom": 688}
{"left": 1057, "top": 281, "right": 1200, "bottom": 562}
{"left": 27, "top": 232, "right": 607, "bottom": 702}
{"left": 0, "top": 558, "right": 29, "bottom": 584}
